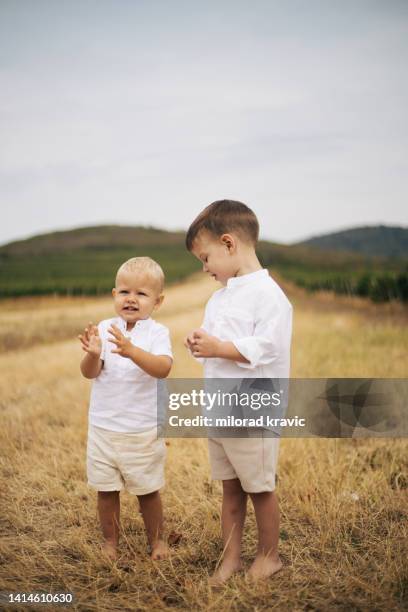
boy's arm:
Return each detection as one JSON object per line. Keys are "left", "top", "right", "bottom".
{"left": 79, "top": 323, "right": 103, "bottom": 378}
{"left": 232, "top": 298, "right": 293, "bottom": 369}
{"left": 80, "top": 352, "right": 103, "bottom": 379}
{"left": 189, "top": 329, "right": 249, "bottom": 363}
{"left": 124, "top": 343, "right": 172, "bottom": 378}
{"left": 190, "top": 296, "right": 293, "bottom": 368}
{"left": 130, "top": 349, "right": 172, "bottom": 379}
{"left": 108, "top": 324, "right": 172, "bottom": 379}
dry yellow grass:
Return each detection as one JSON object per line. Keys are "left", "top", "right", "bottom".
{"left": 0, "top": 274, "right": 407, "bottom": 611}
{"left": 0, "top": 275, "right": 214, "bottom": 354}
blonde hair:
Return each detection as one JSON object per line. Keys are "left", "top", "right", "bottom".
{"left": 115, "top": 257, "right": 165, "bottom": 293}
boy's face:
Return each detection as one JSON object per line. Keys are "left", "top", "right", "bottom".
{"left": 112, "top": 270, "right": 164, "bottom": 326}
{"left": 191, "top": 230, "right": 237, "bottom": 285}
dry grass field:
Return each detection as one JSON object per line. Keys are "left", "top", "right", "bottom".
{"left": 0, "top": 273, "right": 407, "bottom": 611}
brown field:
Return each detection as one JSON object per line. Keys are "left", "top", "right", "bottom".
{"left": 0, "top": 273, "right": 407, "bottom": 611}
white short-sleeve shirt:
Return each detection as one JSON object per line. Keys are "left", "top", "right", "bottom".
{"left": 200, "top": 269, "right": 293, "bottom": 379}
{"left": 89, "top": 316, "right": 173, "bottom": 432}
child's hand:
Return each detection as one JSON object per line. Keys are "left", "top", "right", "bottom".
{"left": 187, "top": 329, "right": 221, "bottom": 358}
{"left": 78, "top": 322, "right": 102, "bottom": 357}
{"left": 184, "top": 331, "right": 196, "bottom": 352}
{"left": 108, "top": 324, "right": 134, "bottom": 358}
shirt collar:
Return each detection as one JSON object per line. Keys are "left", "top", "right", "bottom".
{"left": 117, "top": 317, "right": 151, "bottom": 333}
{"left": 226, "top": 268, "right": 268, "bottom": 288}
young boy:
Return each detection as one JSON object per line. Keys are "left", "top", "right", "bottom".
{"left": 79, "top": 257, "right": 173, "bottom": 562}
{"left": 185, "top": 200, "right": 292, "bottom": 584}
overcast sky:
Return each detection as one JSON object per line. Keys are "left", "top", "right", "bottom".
{"left": 1, "top": 0, "right": 407, "bottom": 246}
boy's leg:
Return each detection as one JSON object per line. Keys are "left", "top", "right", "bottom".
{"left": 137, "top": 490, "right": 168, "bottom": 560}
{"left": 247, "top": 490, "right": 282, "bottom": 579}
{"left": 210, "top": 478, "right": 247, "bottom": 586}
{"left": 97, "top": 490, "right": 120, "bottom": 560}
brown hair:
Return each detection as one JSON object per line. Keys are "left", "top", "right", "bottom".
{"left": 185, "top": 199, "right": 259, "bottom": 251}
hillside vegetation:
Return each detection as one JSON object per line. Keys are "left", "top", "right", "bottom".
{"left": 0, "top": 226, "right": 199, "bottom": 297}
{"left": 0, "top": 225, "right": 407, "bottom": 302}
{"left": 298, "top": 224, "right": 408, "bottom": 259}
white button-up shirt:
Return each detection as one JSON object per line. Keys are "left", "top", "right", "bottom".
{"left": 200, "top": 269, "right": 293, "bottom": 379}
{"left": 89, "top": 317, "right": 173, "bottom": 432}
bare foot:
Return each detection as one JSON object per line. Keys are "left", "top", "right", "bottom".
{"left": 247, "top": 553, "right": 283, "bottom": 581}
{"left": 151, "top": 539, "right": 169, "bottom": 560}
{"left": 209, "top": 559, "right": 242, "bottom": 587}
{"left": 101, "top": 541, "right": 117, "bottom": 562}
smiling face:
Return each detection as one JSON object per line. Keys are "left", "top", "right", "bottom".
{"left": 112, "top": 270, "right": 164, "bottom": 329}
{"left": 191, "top": 230, "right": 238, "bottom": 285}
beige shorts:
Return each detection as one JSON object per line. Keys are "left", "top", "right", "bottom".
{"left": 208, "top": 433, "right": 280, "bottom": 493}
{"left": 87, "top": 424, "right": 166, "bottom": 495}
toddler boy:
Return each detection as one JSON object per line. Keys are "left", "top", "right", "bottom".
{"left": 79, "top": 257, "right": 172, "bottom": 561}
{"left": 185, "top": 200, "right": 292, "bottom": 584}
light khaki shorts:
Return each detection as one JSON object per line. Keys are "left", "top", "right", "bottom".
{"left": 208, "top": 433, "right": 280, "bottom": 493}
{"left": 87, "top": 424, "right": 166, "bottom": 495}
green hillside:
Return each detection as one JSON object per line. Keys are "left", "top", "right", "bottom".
{"left": 297, "top": 225, "right": 408, "bottom": 259}
{"left": 0, "top": 226, "right": 199, "bottom": 297}
{"left": 0, "top": 225, "right": 407, "bottom": 302}
{"left": 0, "top": 225, "right": 184, "bottom": 256}
{"left": 257, "top": 240, "right": 408, "bottom": 302}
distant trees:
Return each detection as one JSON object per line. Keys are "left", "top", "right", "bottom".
{"left": 296, "top": 271, "right": 408, "bottom": 302}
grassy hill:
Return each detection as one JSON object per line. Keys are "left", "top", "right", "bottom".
{"left": 0, "top": 226, "right": 199, "bottom": 297}
{"left": 297, "top": 225, "right": 408, "bottom": 259}
{"left": 0, "top": 225, "right": 185, "bottom": 255}
{"left": 0, "top": 225, "right": 407, "bottom": 302}
{"left": 256, "top": 239, "right": 407, "bottom": 302}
